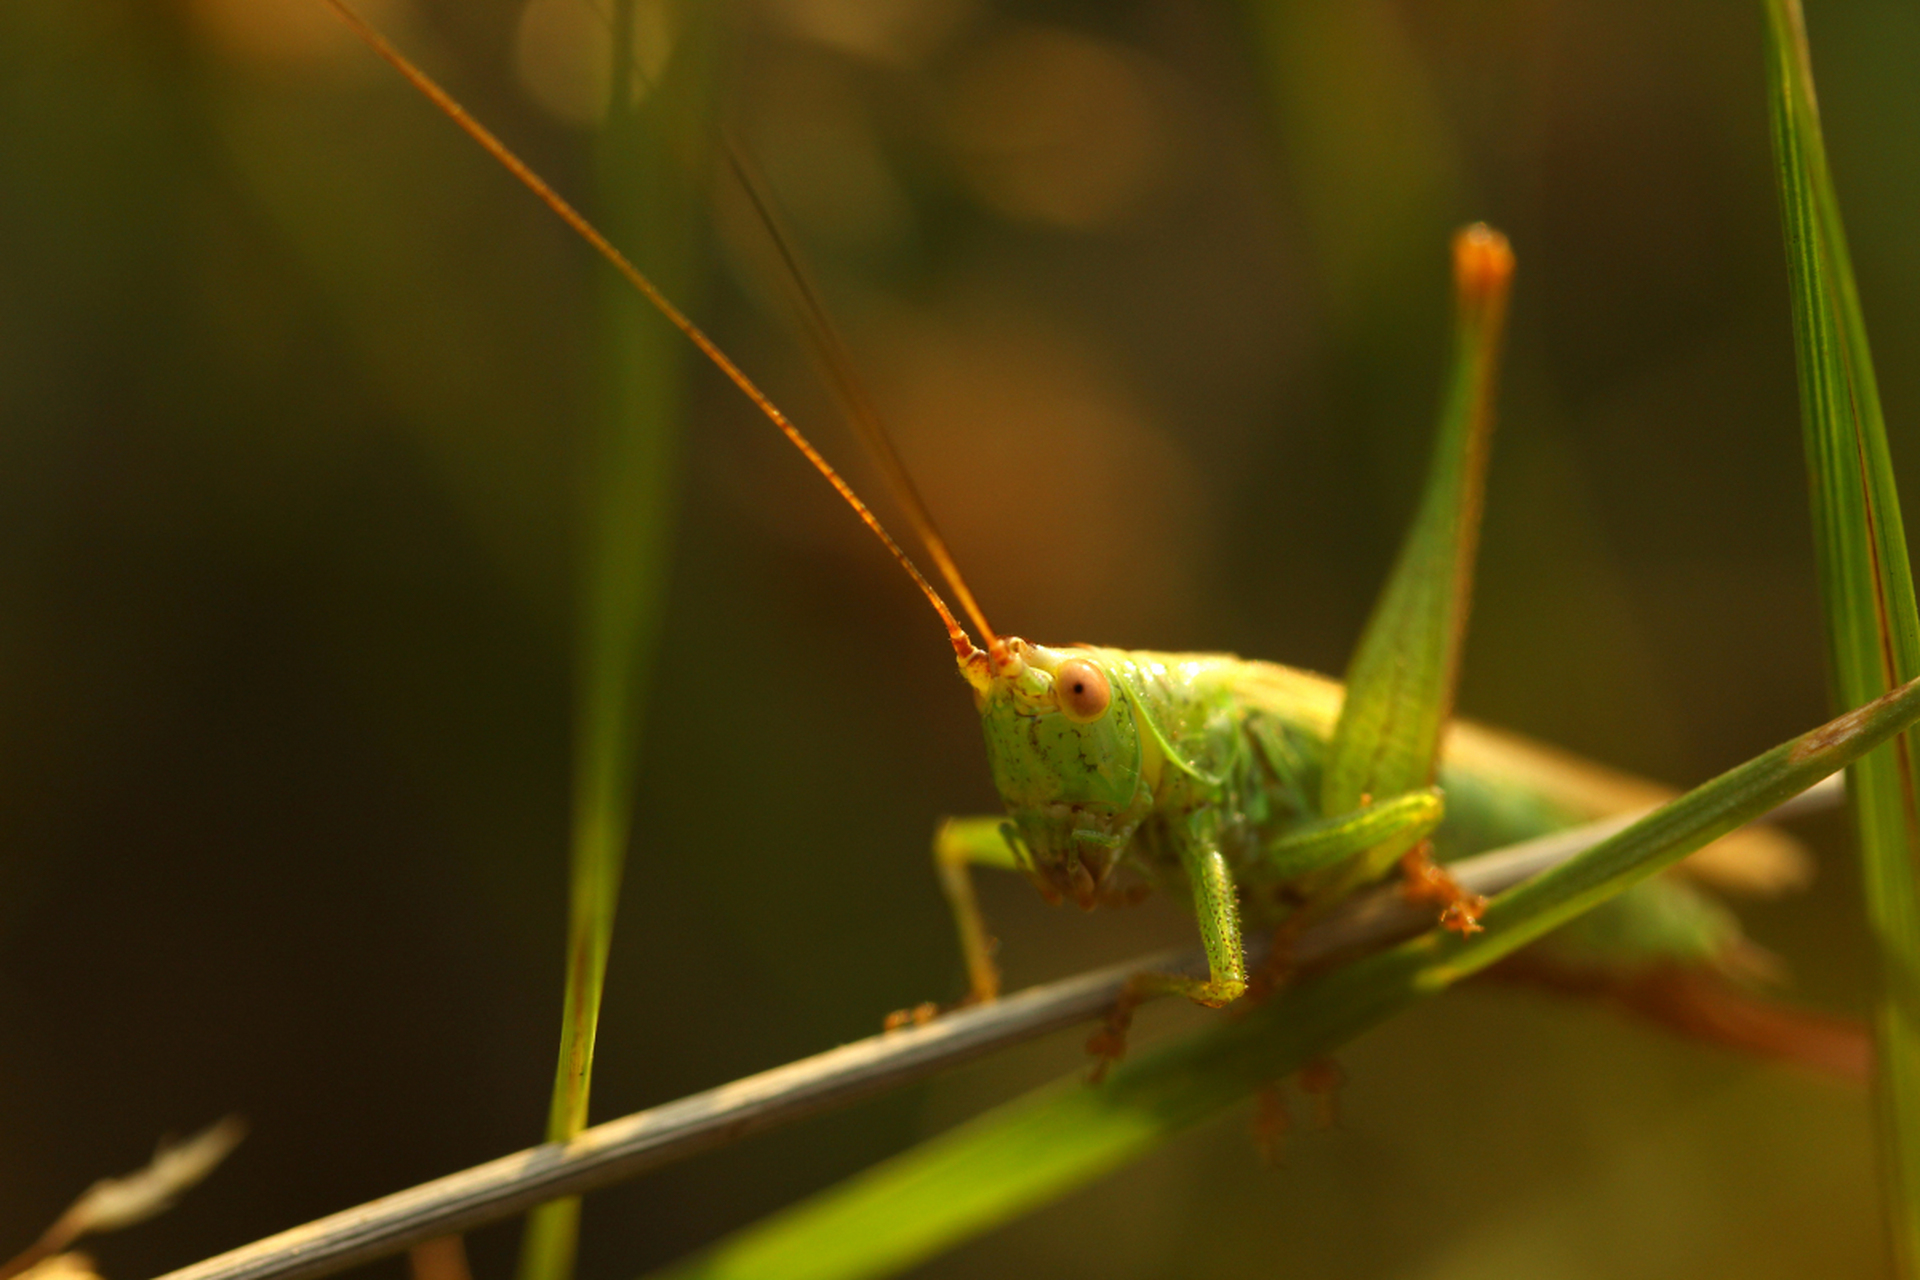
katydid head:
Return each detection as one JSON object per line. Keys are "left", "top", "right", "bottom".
{"left": 967, "top": 641, "right": 1150, "bottom": 907}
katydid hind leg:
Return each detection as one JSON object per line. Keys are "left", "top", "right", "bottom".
{"left": 1400, "top": 842, "right": 1489, "bottom": 934}
{"left": 1246, "top": 788, "right": 1445, "bottom": 886}
{"left": 1251, "top": 1082, "right": 1291, "bottom": 1166}
{"left": 1297, "top": 1056, "right": 1347, "bottom": 1129}
{"left": 1321, "top": 230, "right": 1514, "bottom": 860}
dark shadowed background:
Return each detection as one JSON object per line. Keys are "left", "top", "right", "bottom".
{"left": 4, "top": 0, "right": 1920, "bottom": 1277}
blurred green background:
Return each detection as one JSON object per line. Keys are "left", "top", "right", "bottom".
{"left": 4, "top": 0, "right": 1920, "bottom": 1276}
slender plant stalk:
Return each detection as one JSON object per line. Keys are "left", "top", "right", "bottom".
{"left": 518, "top": 9, "right": 708, "bottom": 1280}
{"left": 138, "top": 783, "right": 1846, "bottom": 1280}
{"left": 1760, "top": 2, "right": 1920, "bottom": 1271}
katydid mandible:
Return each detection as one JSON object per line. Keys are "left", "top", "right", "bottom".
{"left": 326, "top": 2, "right": 1827, "bottom": 1071}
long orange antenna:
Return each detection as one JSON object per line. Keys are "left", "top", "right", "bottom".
{"left": 318, "top": 0, "right": 981, "bottom": 661}
{"left": 718, "top": 145, "right": 1000, "bottom": 655}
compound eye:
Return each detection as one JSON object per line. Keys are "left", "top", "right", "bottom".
{"left": 1054, "top": 658, "right": 1111, "bottom": 723}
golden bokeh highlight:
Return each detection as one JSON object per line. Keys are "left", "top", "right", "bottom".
{"left": 723, "top": 62, "right": 914, "bottom": 259}
{"left": 513, "top": 0, "right": 676, "bottom": 127}
{"left": 757, "top": 0, "right": 975, "bottom": 67}
{"left": 943, "top": 25, "right": 1170, "bottom": 229}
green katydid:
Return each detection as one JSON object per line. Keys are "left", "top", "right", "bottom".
{"left": 327, "top": 1, "right": 1838, "bottom": 1076}
{"left": 908, "top": 226, "right": 1814, "bottom": 1066}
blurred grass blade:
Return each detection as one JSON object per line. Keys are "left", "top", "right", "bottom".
{"left": 649, "top": 677, "right": 1920, "bottom": 1280}
{"left": 1322, "top": 226, "right": 1511, "bottom": 817}
{"left": 1761, "top": 1, "right": 1920, "bottom": 1270}
{"left": 518, "top": 8, "right": 711, "bottom": 1280}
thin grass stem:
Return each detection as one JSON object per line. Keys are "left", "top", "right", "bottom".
{"left": 1760, "top": 1, "right": 1920, "bottom": 1269}
{"left": 516, "top": 8, "right": 709, "bottom": 1279}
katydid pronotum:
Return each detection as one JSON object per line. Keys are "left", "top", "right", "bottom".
{"left": 325, "top": 0, "right": 1869, "bottom": 1077}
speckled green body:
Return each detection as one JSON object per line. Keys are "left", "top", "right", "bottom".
{"left": 974, "top": 642, "right": 1749, "bottom": 975}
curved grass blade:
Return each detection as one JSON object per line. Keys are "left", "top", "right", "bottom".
{"left": 518, "top": 10, "right": 713, "bottom": 1280}
{"left": 1760, "top": 2, "right": 1920, "bottom": 1270}
{"left": 1322, "top": 227, "right": 1512, "bottom": 817}
{"left": 649, "top": 676, "right": 1920, "bottom": 1280}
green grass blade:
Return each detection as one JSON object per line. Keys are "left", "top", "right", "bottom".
{"left": 518, "top": 10, "right": 710, "bottom": 1280}
{"left": 648, "top": 676, "right": 1920, "bottom": 1280}
{"left": 1760, "top": 2, "right": 1920, "bottom": 1270}
{"left": 1322, "top": 228, "right": 1512, "bottom": 815}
